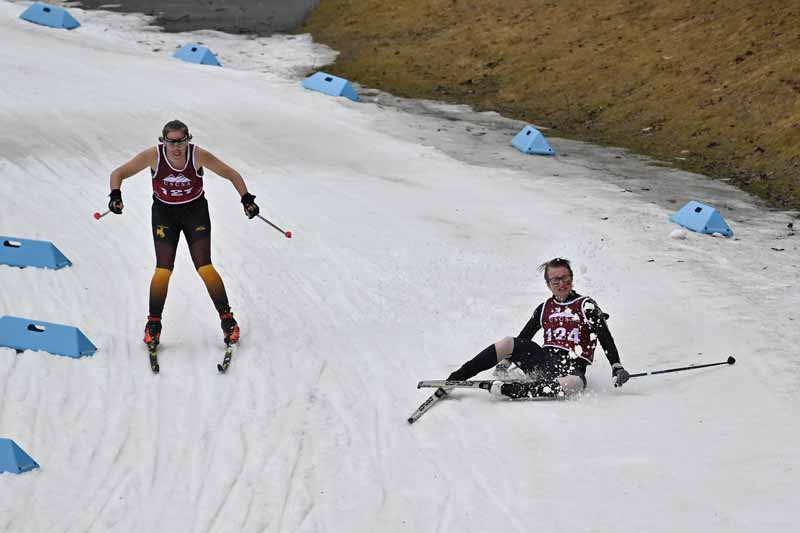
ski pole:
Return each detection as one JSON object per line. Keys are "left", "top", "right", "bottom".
{"left": 256, "top": 214, "right": 292, "bottom": 238}
{"left": 93, "top": 210, "right": 110, "bottom": 220}
{"left": 628, "top": 356, "right": 735, "bottom": 379}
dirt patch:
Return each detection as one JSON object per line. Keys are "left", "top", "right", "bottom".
{"left": 302, "top": 0, "right": 800, "bottom": 211}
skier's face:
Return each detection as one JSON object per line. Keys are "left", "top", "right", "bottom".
{"left": 546, "top": 265, "right": 573, "bottom": 300}
{"left": 163, "top": 130, "right": 189, "bottom": 159}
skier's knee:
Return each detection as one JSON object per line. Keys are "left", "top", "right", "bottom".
{"left": 494, "top": 336, "right": 514, "bottom": 360}
{"left": 152, "top": 267, "right": 172, "bottom": 280}
{"left": 197, "top": 264, "right": 223, "bottom": 285}
{"left": 196, "top": 262, "right": 214, "bottom": 274}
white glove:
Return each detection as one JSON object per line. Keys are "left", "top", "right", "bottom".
{"left": 489, "top": 381, "right": 505, "bottom": 397}
{"left": 493, "top": 359, "right": 512, "bottom": 378}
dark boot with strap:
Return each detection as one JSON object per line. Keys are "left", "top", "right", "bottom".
{"left": 448, "top": 344, "right": 499, "bottom": 381}
{"left": 143, "top": 316, "right": 162, "bottom": 345}
{"left": 219, "top": 307, "right": 240, "bottom": 344}
{"left": 491, "top": 379, "right": 564, "bottom": 399}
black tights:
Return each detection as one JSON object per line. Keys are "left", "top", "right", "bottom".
{"left": 448, "top": 338, "right": 587, "bottom": 383}
{"left": 148, "top": 195, "right": 229, "bottom": 317}
{"left": 154, "top": 237, "right": 211, "bottom": 270}
{"left": 152, "top": 194, "right": 212, "bottom": 270}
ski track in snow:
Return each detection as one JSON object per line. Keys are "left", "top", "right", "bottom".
{"left": 1, "top": 1, "right": 799, "bottom": 532}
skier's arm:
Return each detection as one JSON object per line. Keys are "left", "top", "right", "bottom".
{"left": 517, "top": 303, "right": 543, "bottom": 339}
{"left": 584, "top": 299, "right": 621, "bottom": 366}
{"left": 110, "top": 147, "right": 157, "bottom": 189}
{"left": 597, "top": 321, "right": 621, "bottom": 366}
{"left": 196, "top": 147, "right": 249, "bottom": 196}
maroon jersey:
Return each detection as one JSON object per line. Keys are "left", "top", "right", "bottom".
{"left": 151, "top": 144, "right": 204, "bottom": 204}
{"left": 540, "top": 295, "right": 598, "bottom": 363}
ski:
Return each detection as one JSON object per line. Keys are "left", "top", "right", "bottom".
{"left": 417, "top": 379, "right": 495, "bottom": 390}
{"left": 217, "top": 342, "right": 234, "bottom": 373}
{"left": 148, "top": 342, "right": 159, "bottom": 373}
{"left": 418, "top": 379, "right": 568, "bottom": 401}
{"left": 407, "top": 387, "right": 450, "bottom": 424}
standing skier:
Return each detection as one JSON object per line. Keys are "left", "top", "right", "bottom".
{"left": 447, "top": 257, "right": 630, "bottom": 398}
{"left": 107, "top": 119, "right": 260, "bottom": 347}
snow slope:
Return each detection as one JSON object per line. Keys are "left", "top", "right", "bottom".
{"left": 1, "top": 2, "right": 798, "bottom": 532}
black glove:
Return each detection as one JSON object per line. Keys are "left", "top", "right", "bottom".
{"left": 108, "top": 189, "right": 124, "bottom": 215}
{"left": 241, "top": 193, "right": 260, "bottom": 219}
{"left": 612, "top": 363, "right": 630, "bottom": 388}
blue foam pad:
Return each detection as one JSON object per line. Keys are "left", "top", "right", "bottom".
{"left": 19, "top": 2, "right": 80, "bottom": 30}
{"left": 669, "top": 201, "right": 734, "bottom": 237}
{"left": 174, "top": 43, "right": 222, "bottom": 66}
{"left": 301, "top": 71, "right": 360, "bottom": 102}
{"left": 511, "top": 125, "right": 555, "bottom": 156}
{"left": 0, "top": 438, "right": 39, "bottom": 474}
{"left": 0, "top": 236, "right": 71, "bottom": 269}
{"left": 0, "top": 316, "right": 96, "bottom": 358}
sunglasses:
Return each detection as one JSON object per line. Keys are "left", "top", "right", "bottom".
{"left": 161, "top": 136, "right": 190, "bottom": 145}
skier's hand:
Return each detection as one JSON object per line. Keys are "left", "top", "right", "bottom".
{"left": 612, "top": 363, "right": 630, "bottom": 388}
{"left": 108, "top": 189, "right": 124, "bottom": 215}
{"left": 241, "top": 192, "right": 260, "bottom": 219}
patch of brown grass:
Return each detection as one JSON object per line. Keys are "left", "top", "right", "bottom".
{"left": 303, "top": 0, "right": 800, "bottom": 210}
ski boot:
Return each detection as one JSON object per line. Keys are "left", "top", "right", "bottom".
{"left": 489, "top": 379, "right": 564, "bottom": 399}
{"left": 143, "top": 316, "right": 162, "bottom": 346}
{"left": 219, "top": 308, "right": 240, "bottom": 345}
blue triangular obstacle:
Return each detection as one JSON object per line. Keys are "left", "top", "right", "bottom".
{"left": 0, "top": 316, "right": 97, "bottom": 358}
{"left": 301, "top": 71, "right": 360, "bottom": 102}
{"left": 0, "top": 438, "right": 39, "bottom": 474}
{"left": 669, "top": 201, "right": 734, "bottom": 237}
{"left": 511, "top": 125, "right": 555, "bottom": 156}
{"left": 0, "top": 236, "right": 71, "bottom": 269}
{"left": 174, "top": 43, "right": 222, "bottom": 66}
{"left": 19, "top": 2, "right": 80, "bottom": 30}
